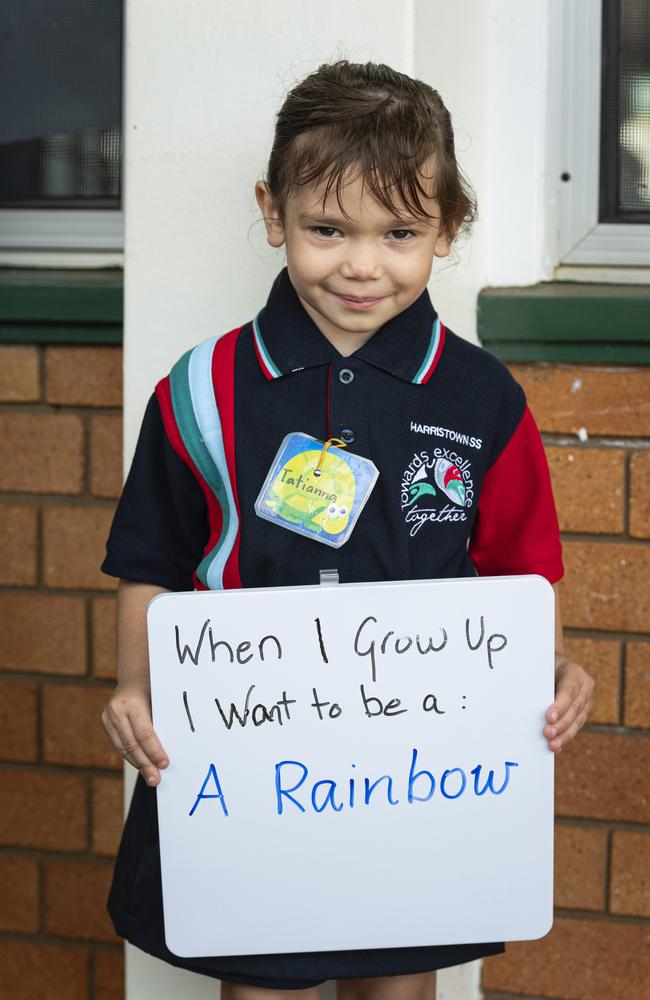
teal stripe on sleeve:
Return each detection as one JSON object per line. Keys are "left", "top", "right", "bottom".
{"left": 169, "top": 350, "right": 230, "bottom": 589}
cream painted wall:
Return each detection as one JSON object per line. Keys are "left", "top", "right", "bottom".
{"left": 124, "top": 0, "right": 556, "bottom": 459}
{"left": 412, "top": 0, "right": 489, "bottom": 341}
{"left": 122, "top": 2, "right": 555, "bottom": 997}
{"left": 413, "top": 0, "right": 557, "bottom": 335}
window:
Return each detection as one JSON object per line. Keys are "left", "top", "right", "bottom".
{"left": 0, "top": 1, "right": 123, "bottom": 252}
{"left": 601, "top": 0, "right": 650, "bottom": 222}
{"left": 560, "top": 0, "right": 650, "bottom": 265}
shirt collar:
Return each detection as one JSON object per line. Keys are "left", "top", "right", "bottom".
{"left": 252, "top": 266, "right": 446, "bottom": 385}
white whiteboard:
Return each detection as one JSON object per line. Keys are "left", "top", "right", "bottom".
{"left": 148, "top": 575, "right": 555, "bottom": 958}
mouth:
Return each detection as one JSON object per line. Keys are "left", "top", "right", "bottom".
{"left": 334, "top": 292, "right": 385, "bottom": 310}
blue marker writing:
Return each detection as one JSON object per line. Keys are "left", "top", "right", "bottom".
{"left": 189, "top": 762, "right": 229, "bottom": 817}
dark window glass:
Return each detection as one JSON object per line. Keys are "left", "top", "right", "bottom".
{"left": 601, "top": 0, "right": 650, "bottom": 221}
{"left": 0, "top": 1, "right": 122, "bottom": 208}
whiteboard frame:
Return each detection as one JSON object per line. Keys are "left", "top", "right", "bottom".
{"left": 148, "top": 575, "right": 555, "bottom": 959}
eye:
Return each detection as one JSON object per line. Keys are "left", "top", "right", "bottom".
{"left": 338, "top": 506, "right": 348, "bottom": 517}
{"left": 388, "top": 229, "right": 416, "bottom": 241}
{"left": 311, "top": 226, "right": 340, "bottom": 239}
{"left": 327, "top": 504, "right": 338, "bottom": 515}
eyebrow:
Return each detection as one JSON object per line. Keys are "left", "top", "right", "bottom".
{"left": 298, "top": 213, "right": 427, "bottom": 227}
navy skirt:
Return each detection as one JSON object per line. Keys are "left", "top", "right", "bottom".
{"left": 108, "top": 775, "right": 505, "bottom": 989}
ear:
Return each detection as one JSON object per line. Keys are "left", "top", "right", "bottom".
{"left": 255, "top": 181, "right": 286, "bottom": 248}
{"left": 433, "top": 225, "right": 453, "bottom": 259}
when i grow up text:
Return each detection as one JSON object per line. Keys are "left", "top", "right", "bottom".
{"left": 175, "top": 611, "right": 508, "bottom": 732}
{"left": 169, "top": 611, "right": 518, "bottom": 819}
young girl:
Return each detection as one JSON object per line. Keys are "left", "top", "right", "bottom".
{"left": 101, "top": 59, "right": 594, "bottom": 999}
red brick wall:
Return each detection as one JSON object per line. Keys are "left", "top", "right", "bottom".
{"left": 1, "top": 348, "right": 649, "bottom": 999}
{"left": 0, "top": 345, "right": 124, "bottom": 1000}
{"left": 483, "top": 364, "right": 650, "bottom": 1000}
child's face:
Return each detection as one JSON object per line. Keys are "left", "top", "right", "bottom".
{"left": 256, "top": 165, "right": 451, "bottom": 356}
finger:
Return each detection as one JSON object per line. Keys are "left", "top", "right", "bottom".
{"left": 127, "top": 707, "right": 169, "bottom": 770}
{"left": 102, "top": 712, "right": 130, "bottom": 760}
{"left": 547, "top": 678, "right": 580, "bottom": 722}
{"left": 109, "top": 712, "right": 161, "bottom": 785}
{"left": 547, "top": 666, "right": 593, "bottom": 723}
{"left": 104, "top": 692, "right": 167, "bottom": 780}
{"left": 545, "top": 695, "right": 585, "bottom": 739}
{"left": 119, "top": 715, "right": 162, "bottom": 781}
{"left": 549, "top": 706, "right": 589, "bottom": 752}
{"left": 102, "top": 714, "right": 149, "bottom": 775}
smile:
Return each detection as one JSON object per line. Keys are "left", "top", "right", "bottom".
{"left": 334, "top": 293, "right": 385, "bottom": 310}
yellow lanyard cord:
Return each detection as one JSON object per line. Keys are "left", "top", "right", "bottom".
{"left": 313, "top": 437, "right": 346, "bottom": 478}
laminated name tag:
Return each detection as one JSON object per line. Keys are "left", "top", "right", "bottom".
{"left": 255, "top": 433, "right": 379, "bottom": 548}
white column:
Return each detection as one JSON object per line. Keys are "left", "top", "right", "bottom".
{"left": 123, "top": 3, "right": 554, "bottom": 997}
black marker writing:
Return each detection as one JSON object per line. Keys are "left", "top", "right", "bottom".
{"left": 174, "top": 621, "right": 283, "bottom": 667}
{"left": 359, "top": 684, "right": 407, "bottom": 718}
{"left": 214, "top": 685, "right": 296, "bottom": 730}
{"left": 175, "top": 619, "right": 210, "bottom": 665}
{"left": 465, "top": 615, "right": 485, "bottom": 651}
{"left": 465, "top": 616, "right": 508, "bottom": 669}
{"left": 422, "top": 693, "right": 445, "bottom": 714}
{"left": 314, "top": 617, "right": 329, "bottom": 664}
{"left": 354, "top": 615, "right": 448, "bottom": 683}
{"left": 310, "top": 687, "right": 342, "bottom": 720}
{"left": 182, "top": 690, "right": 195, "bottom": 733}
{"left": 215, "top": 684, "right": 255, "bottom": 729}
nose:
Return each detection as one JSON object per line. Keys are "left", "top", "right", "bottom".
{"left": 339, "top": 239, "right": 382, "bottom": 281}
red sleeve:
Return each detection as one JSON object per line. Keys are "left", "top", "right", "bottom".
{"left": 468, "top": 405, "right": 563, "bottom": 583}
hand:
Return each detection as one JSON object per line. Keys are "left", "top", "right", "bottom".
{"left": 101, "top": 681, "right": 169, "bottom": 785}
{"left": 544, "top": 653, "right": 595, "bottom": 753}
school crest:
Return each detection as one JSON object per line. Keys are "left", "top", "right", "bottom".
{"left": 400, "top": 448, "right": 475, "bottom": 538}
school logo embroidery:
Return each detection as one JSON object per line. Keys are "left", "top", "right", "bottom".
{"left": 400, "top": 448, "right": 475, "bottom": 537}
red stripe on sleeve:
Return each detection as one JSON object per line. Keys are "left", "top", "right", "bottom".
{"left": 212, "top": 327, "right": 244, "bottom": 589}
{"left": 468, "top": 405, "right": 564, "bottom": 583}
{"left": 154, "top": 376, "right": 219, "bottom": 591}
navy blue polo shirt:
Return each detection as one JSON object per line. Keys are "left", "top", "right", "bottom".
{"left": 102, "top": 266, "right": 563, "bottom": 592}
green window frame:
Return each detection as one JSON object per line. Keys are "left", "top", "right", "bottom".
{"left": 0, "top": 269, "right": 122, "bottom": 343}
{"left": 478, "top": 283, "right": 650, "bottom": 364}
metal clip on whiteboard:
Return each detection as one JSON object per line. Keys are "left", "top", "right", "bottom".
{"left": 319, "top": 569, "right": 339, "bottom": 586}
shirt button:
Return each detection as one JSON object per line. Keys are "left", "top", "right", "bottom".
{"left": 340, "top": 428, "right": 356, "bottom": 444}
{"left": 339, "top": 368, "right": 354, "bottom": 385}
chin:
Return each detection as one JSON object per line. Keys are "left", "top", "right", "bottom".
{"left": 329, "top": 312, "right": 377, "bottom": 331}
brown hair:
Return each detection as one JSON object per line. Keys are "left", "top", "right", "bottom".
{"left": 264, "top": 60, "right": 476, "bottom": 243}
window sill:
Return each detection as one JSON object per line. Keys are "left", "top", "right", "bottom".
{"left": 0, "top": 268, "right": 123, "bottom": 343}
{"left": 478, "top": 283, "right": 650, "bottom": 364}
